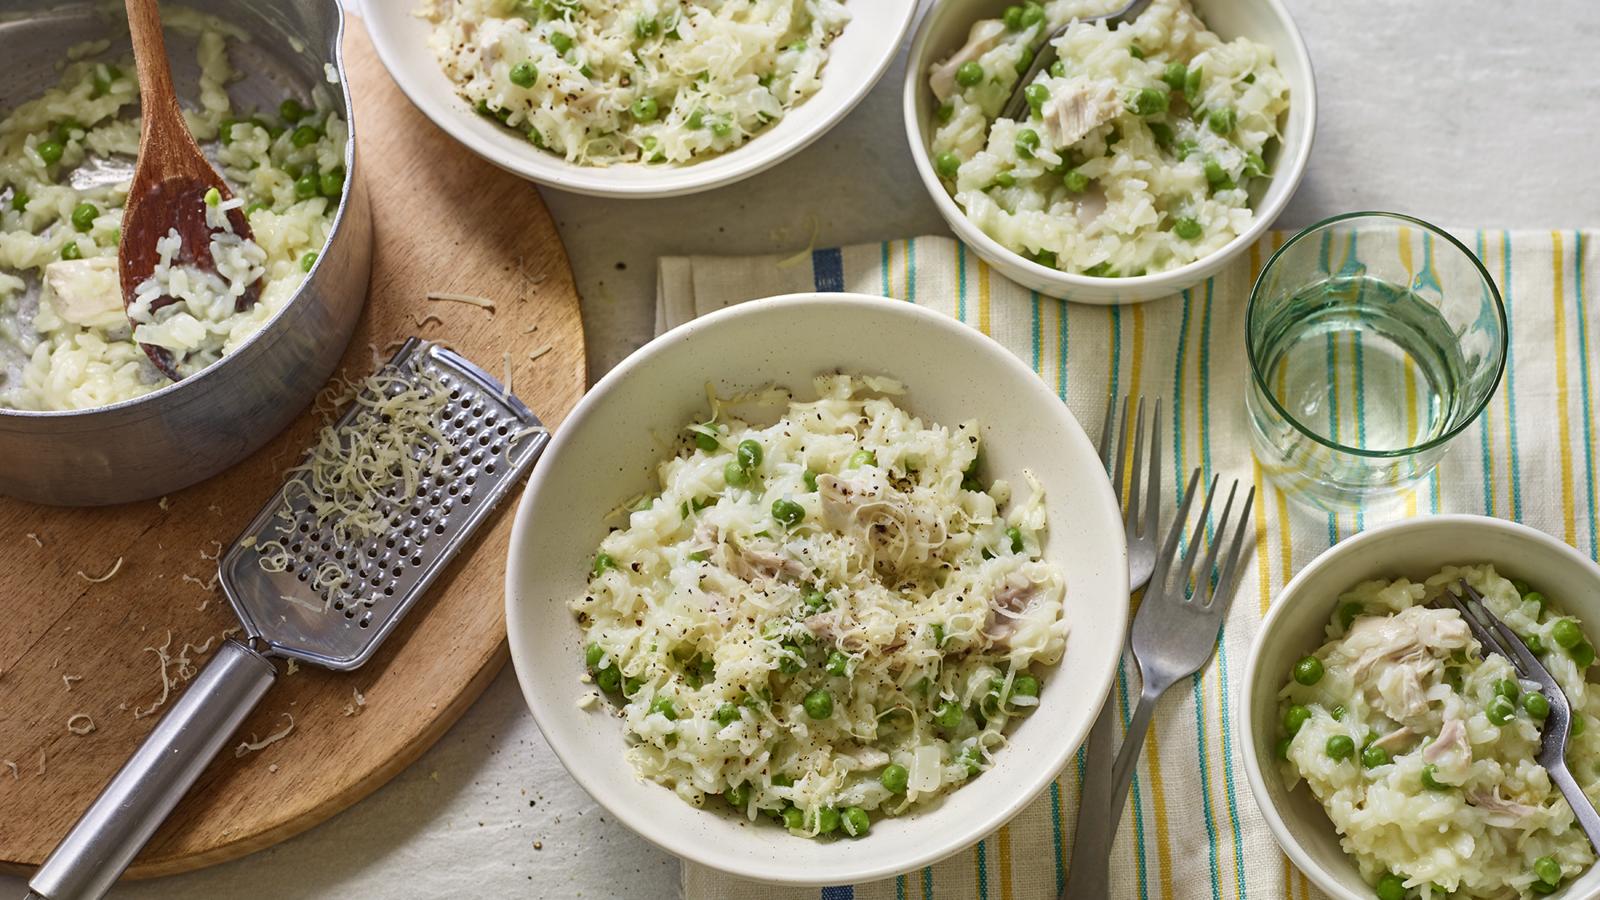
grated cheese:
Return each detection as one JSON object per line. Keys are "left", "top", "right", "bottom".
{"left": 527, "top": 345, "right": 552, "bottom": 362}
{"left": 342, "top": 687, "right": 367, "bottom": 717}
{"left": 25, "top": 533, "right": 43, "bottom": 547}
{"left": 410, "top": 313, "right": 444, "bottom": 329}
{"left": 3, "top": 760, "right": 15, "bottom": 779}
{"left": 234, "top": 713, "right": 295, "bottom": 757}
{"left": 425, "top": 291, "right": 495, "bottom": 312}
{"left": 502, "top": 351, "right": 513, "bottom": 401}
{"left": 62, "top": 674, "right": 81, "bottom": 691}
{"left": 509, "top": 424, "right": 548, "bottom": 447}
{"left": 77, "top": 556, "right": 124, "bottom": 583}
{"left": 66, "top": 714, "right": 96, "bottom": 735}
{"left": 159, "top": 496, "right": 171, "bottom": 510}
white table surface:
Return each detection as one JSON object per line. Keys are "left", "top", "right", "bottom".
{"left": 7, "top": 2, "right": 1597, "bottom": 898}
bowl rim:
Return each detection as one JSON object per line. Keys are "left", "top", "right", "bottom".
{"left": 504, "top": 291, "right": 1128, "bottom": 884}
{"left": 362, "top": 0, "right": 918, "bottom": 199}
{"left": 899, "top": 0, "right": 1318, "bottom": 294}
{"left": 0, "top": 1, "right": 360, "bottom": 421}
{"left": 1242, "top": 210, "right": 1510, "bottom": 459}
{"left": 1237, "top": 514, "right": 1600, "bottom": 900}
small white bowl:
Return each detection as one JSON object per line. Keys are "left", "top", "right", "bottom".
{"left": 1239, "top": 516, "right": 1600, "bottom": 899}
{"left": 902, "top": 0, "right": 1317, "bottom": 304}
{"left": 504, "top": 293, "right": 1128, "bottom": 884}
{"left": 361, "top": 0, "right": 915, "bottom": 198}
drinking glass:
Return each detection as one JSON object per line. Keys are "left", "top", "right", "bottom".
{"left": 1246, "top": 212, "right": 1506, "bottom": 510}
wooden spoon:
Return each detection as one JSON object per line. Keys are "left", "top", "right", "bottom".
{"left": 119, "top": 0, "right": 258, "bottom": 382}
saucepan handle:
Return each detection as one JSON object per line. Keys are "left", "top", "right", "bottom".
{"left": 27, "top": 639, "right": 277, "bottom": 900}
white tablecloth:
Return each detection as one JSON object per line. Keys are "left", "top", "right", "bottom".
{"left": 4, "top": 2, "right": 1596, "bottom": 897}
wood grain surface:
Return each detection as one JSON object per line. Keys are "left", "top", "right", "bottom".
{"left": 0, "top": 16, "right": 584, "bottom": 879}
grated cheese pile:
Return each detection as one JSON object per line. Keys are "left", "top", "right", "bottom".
{"left": 573, "top": 376, "right": 1068, "bottom": 838}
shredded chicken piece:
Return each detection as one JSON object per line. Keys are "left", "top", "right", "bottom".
{"left": 929, "top": 20, "right": 1007, "bottom": 102}
{"left": 983, "top": 574, "right": 1039, "bottom": 647}
{"left": 1466, "top": 785, "right": 1544, "bottom": 828}
{"left": 1041, "top": 80, "right": 1120, "bottom": 148}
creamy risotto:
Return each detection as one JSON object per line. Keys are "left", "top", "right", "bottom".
{"left": 0, "top": 15, "right": 344, "bottom": 411}
{"left": 421, "top": 0, "right": 849, "bottom": 167}
{"left": 1279, "top": 566, "right": 1598, "bottom": 899}
{"left": 572, "top": 376, "right": 1067, "bottom": 838}
{"left": 928, "top": 0, "right": 1289, "bottom": 276}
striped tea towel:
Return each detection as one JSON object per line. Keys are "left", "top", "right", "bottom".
{"left": 658, "top": 231, "right": 1600, "bottom": 900}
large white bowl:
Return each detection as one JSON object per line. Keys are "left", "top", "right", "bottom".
{"left": 362, "top": 0, "right": 915, "bottom": 198}
{"left": 1240, "top": 516, "right": 1600, "bottom": 899}
{"left": 902, "top": 0, "right": 1316, "bottom": 304}
{"left": 505, "top": 293, "right": 1128, "bottom": 884}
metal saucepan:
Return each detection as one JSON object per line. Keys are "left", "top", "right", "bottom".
{"left": 0, "top": 0, "right": 371, "bottom": 506}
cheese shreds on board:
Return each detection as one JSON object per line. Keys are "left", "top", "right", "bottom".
{"left": 342, "top": 687, "right": 366, "bottom": 717}
{"left": 3, "top": 760, "right": 16, "bottom": 780}
{"left": 76, "top": 556, "right": 123, "bottom": 583}
{"left": 66, "top": 714, "right": 96, "bottom": 735}
{"left": 425, "top": 291, "right": 495, "bottom": 312}
{"left": 25, "top": 532, "right": 43, "bottom": 548}
{"left": 527, "top": 345, "right": 552, "bottom": 362}
{"left": 234, "top": 713, "right": 295, "bottom": 757}
{"left": 62, "top": 674, "right": 81, "bottom": 691}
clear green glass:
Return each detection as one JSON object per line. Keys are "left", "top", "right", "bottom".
{"left": 1246, "top": 212, "right": 1507, "bottom": 510}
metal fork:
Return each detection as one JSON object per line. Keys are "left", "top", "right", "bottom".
{"left": 1105, "top": 470, "right": 1255, "bottom": 831}
{"left": 1000, "top": 0, "right": 1155, "bottom": 122}
{"left": 1444, "top": 581, "right": 1600, "bottom": 852}
{"left": 1062, "top": 394, "right": 1161, "bottom": 899}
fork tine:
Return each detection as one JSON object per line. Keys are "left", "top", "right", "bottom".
{"left": 1142, "top": 398, "right": 1162, "bottom": 540}
{"left": 1440, "top": 588, "right": 1515, "bottom": 666}
{"left": 1098, "top": 393, "right": 1117, "bottom": 475}
{"left": 1149, "top": 467, "right": 1202, "bottom": 588}
{"left": 1207, "top": 484, "right": 1256, "bottom": 615}
{"left": 1193, "top": 480, "right": 1238, "bottom": 605}
{"left": 1170, "top": 474, "right": 1221, "bottom": 597}
{"left": 1111, "top": 395, "right": 1133, "bottom": 505}
{"left": 1126, "top": 398, "right": 1146, "bottom": 535}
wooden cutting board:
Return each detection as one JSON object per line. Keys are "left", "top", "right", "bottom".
{"left": 0, "top": 17, "right": 584, "bottom": 879}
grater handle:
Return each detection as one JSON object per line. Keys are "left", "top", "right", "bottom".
{"left": 28, "top": 640, "right": 277, "bottom": 900}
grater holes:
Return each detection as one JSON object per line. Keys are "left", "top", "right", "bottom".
{"left": 485, "top": 462, "right": 497, "bottom": 475}
{"left": 410, "top": 552, "right": 422, "bottom": 566}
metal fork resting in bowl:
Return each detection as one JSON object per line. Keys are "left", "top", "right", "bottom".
{"left": 1000, "top": 0, "right": 1155, "bottom": 121}
{"left": 1444, "top": 581, "right": 1600, "bottom": 852}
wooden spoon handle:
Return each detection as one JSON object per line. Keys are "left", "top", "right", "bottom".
{"left": 124, "top": 0, "right": 187, "bottom": 146}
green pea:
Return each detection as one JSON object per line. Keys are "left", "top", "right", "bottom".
{"left": 935, "top": 102, "right": 955, "bottom": 123}
{"left": 1420, "top": 763, "right": 1451, "bottom": 791}
{"left": 710, "top": 118, "right": 733, "bottom": 138}
{"left": 584, "top": 643, "right": 604, "bottom": 668}
{"left": 1148, "top": 121, "right": 1174, "bottom": 148}
{"left": 59, "top": 241, "right": 81, "bottom": 260}
{"left": 1534, "top": 855, "right": 1562, "bottom": 886}
{"left": 1494, "top": 678, "right": 1521, "bottom": 701}
{"left": 1275, "top": 737, "right": 1292, "bottom": 759}
{"left": 686, "top": 108, "right": 705, "bottom": 130}
{"left": 1083, "top": 261, "right": 1117, "bottom": 278}
{"left": 1524, "top": 633, "right": 1546, "bottom": 655}
{"left": 1203, "top": 158, "right": 1229, "bottom": 187}
{"left": 992, "top": 171, "right": 1016, "bottom": 188}
{"left": 931, "top": 623, "right": 946, "bottom": 647}
{"left": 1174, "top": 138, "right": 1200, "bottom": 161}
{"left": 1375, "top": 874, "right": 1407, "bottom": 900}
{"left": 592, "top": 552, "right": 615, "bottom": 576}
{"left": 1331, "top": 704, "right": 1346, "bottom": 721}
{"left": 1128, "top": 43, "right": 1145, "bottom": 60}
{"left": 36, "top": 140, "right": 63, "bottom": 165}
{"left": 595, "top": 665, "right": 620, "bottom": 692}
{"left": 714, "top": 703, "right": 740, "bottom": 727}
{"left": 726, "top": 782, "right": 749, "bottom": 808}
{"left": 880, "top": 763, "right": 909, "bottom": 794}
{"left": 634, "top": 16, "right": 658, "bottom": 39}
{"left": 320, "top": 167, "right": 345, "bottom": 198}
{"left": 300, "top": 251, "right": 318, "bottom": 271}
{"left": 1062, "top": 168, "right": 1089, "bottom": 193}
{"left": 825, "top": 651, "right": 848, "bottom": 676}
{"left": 1361, "top": 744, "right": 1390, "bottom": 768}
{"left": 803, "top": 470, "right": 819, "bottom": 491}
{"left": 1573, "top": 640, "right": 1597, "bottom": 668}
{"left": 68, "top": 202, "right": 98, "bottom": 232}
{"left": 1161, "top": 62, "right": 1188, "bottom": 92}
{"left": 955, "top": 61, "right": 984, "bottom": 88}
{"left": 772, "top": 499, "right": 805, "bottom": 527}
{"left": 933, "top": 699, "right": 962, "bottom": 729}
{"left": 650, "top": 696, "right": 678, "bottom": 721}
{"left": 631, "top": 96, "right": 660, "bottom": 122}
{"left": 780, "top": 806, "right": 804, "bottom": 829}
{"left": 549, "top": 30, "right": 573, "bottom": 53}
{"left": 998, "top": 526, "right": 1022, "bottom": 554}
{"left": 1553, "top": 619, "right": 1585, "bottom": 649}
{"left": 841, "top": 806, "right": 870, "bottom": 837}
{"left": 693, "top": 428, "right": 719, "bottom": 451}
{"left": 10, "top": 190, "right": 28, "bottom": 212}
{"left": 280, "top": 98, "right": 308, "bottom": 123}
{"left": 1019, "top": 2, "right": 1044, "bottom": 26}
{"left": 1129, "top": 87, "right": 1169, "bottom": 117}
{"left": 957, "top": 745, "right": 983, "bottom": 776}
{"left": 1168, "top": 216, "right": 1202, "bottom": 240}
{"left": 687, "top": 550, "right": 709, "bottom": 562}
{"left": 724, "top": 461, "right": 751, "bottom": 487}
{"left": 1487, "top": 694, "right": 1516, "bottom": 726}
{"left": 92, "top": 64, "right": 123, "bottom": 97}
{"left": 1206, "top": 107, "right": 1236, "bottom": 135}
{"left": 1574, "top": 715, "right": 1588, "bottom": 737}
{"left": 1531, "top": 880, "right": 1560, "bottom": 895}
{"left": 291, "top": 124, "right": 320, "bottom": 148}
{"left": 1002, "top": 4, "right": 1025, "bottom": 30}
{"left": 1242, "top": 152, "right": 1267, "bottom": 179}
{"left": 778, "top": 643, "right": 804, "bottom": 674}
{"left": 1014, "top": 128, "right": 1040, "bottom": 159}
{"left": 803, "top": 688, "right": 833, "bottom": 720}
{"left": 1012, "top": 674, "right": 1040, "bottom": 699}
{"left": 1049, "top": 60, "right": 1066, "bottom": 78}
{"left": 295, "top": 173, "right": 320, "bottom": 200}
{"left": 1024, "top": 83, "right": 1050, "bottom": 116}
{"left": 219, "top": 118, "right": 239, "bottom": 145}
{"left": 624, "top": 676, "right": 642, "bottom": 695}
{"left": 508, "top": 61, "right": 539, "bottom": 88}
{"left": 814, "top": 806, "right": 840, "bottom": 834}
{"left": 1283, "top": 704, "right": 1311, "bottom": 736}
{"left": 1524, "top": 691, "right": 1550, "bottom": 720}
{"left": 1292, "top": 655, "right": 1324, "bottom": 686}
{"left": 1325, "top": 734, "right": 1354, "bottom": 761}
{"left": 1183, "top": 65, "right": 1203, "bottom": 106}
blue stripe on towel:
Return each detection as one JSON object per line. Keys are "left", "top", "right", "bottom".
{"left": 812, "top": 248, "right": 845, "bottom": 292}
{"left": 820, "top": 887, "right": 854, "bottom": 900}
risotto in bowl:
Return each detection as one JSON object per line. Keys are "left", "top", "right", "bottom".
{"left": 903, "top": 0, "right": 1314, "bottom": 303}
{"left": 1241, "top": 516, "right": 1600, "bottom": 900}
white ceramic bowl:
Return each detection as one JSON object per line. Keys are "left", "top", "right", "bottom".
{"left": 505, "top": 293, "right": 1128, "bottom": 884}
{"left": 361, "top": 0, "right": 915, "bottom": 198}
{"left": 1240, "top": 516, "right": 1600, "bottom": 899}
{"left": 902, "top": 0, "right": 1317, "bottom": 304}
